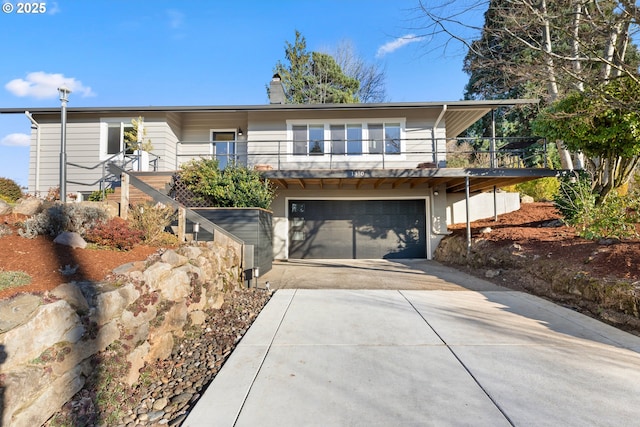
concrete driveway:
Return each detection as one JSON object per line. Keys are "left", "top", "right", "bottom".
{"left": 185, "top": 260, "right": 640, "bottom": 427}
{"left": 259, "top": 259, "right": 506, "bottom": 291}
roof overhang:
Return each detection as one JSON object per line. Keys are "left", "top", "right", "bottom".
{"left": 263, "top": 168, "right": 565, "bottom": 193}
{"left": 0, "top": 99, "right": 537, "bottom": 138}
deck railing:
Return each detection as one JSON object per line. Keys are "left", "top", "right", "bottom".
{"left": 175, "top": 137, "right": 551, "bottom": 171}
{"left": 66, "top": 149, "right": 160, "bottom": 196}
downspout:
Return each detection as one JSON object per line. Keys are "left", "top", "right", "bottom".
{"left": 25, "top": 111, "right": 40, "bottom": 196}
{"left": 432, "top": 104, "right": 447, "bottom": 165}
{"left": 465, "top": 176, "right": 471, "bottom": 257}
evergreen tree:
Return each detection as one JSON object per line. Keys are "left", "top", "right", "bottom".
{"left": 271, "top": 31, "right": 360, "bottom": 104}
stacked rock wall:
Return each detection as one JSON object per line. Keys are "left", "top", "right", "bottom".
{"left": 0, "top": 241, "right": 242, "bottom": 427}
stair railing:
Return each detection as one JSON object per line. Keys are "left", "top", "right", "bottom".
{"left": 107, "top": 163, "right": 252, "bottom": 274}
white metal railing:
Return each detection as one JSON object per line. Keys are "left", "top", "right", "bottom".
{"left": 175, "top": 137, "right": 550, "bottom": 171}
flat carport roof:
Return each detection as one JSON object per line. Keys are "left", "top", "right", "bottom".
{"left": 263, "top": 168, "right": 566, "bottom": 193}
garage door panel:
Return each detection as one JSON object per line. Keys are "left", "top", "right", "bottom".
{"left": 289, "top": 200, "right": 426, "bottom": 259}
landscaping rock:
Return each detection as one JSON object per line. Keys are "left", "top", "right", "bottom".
{"left": 54, "top": 231, "right": 87, "bottom": 249}
{"left": 8, "top": 365, "right": 85, "bottom": 427}
{"left": 13, "top": 198, "right": 42, "bottom": 216}
{"left": 0, "top": 293, "right": 43, "bottom": 333}
{"left": 94, "top": 283, "right": 140, "bottom": 326}
{"left": 0, "top": 300, "right": 83, "bottom": 370}
{"left": 161, "top": 250, "right": 189, "bottom": 268}
{"left": 49, "top": 282, "right": 90, "bottom": 313}
{"left": 0, "top": 199, "right": 11, "bottom": 215}
{"left": 521, "top": 194, "right": 535, "bottom": 203}
{"left": 158, "top": 269, "right": 192, "bottom": 302}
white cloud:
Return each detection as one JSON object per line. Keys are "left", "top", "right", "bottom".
{"left": 1, "top": 133, "right": 30, "bottom": 147}
{"left": 5, "top": 72, "right": 95, "bottom": 99}
{"left": 376, "top": 34, "right": 425, "bottom": 58}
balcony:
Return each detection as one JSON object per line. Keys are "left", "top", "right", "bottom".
{"left": 176, "top": 136, "right": 554, "bottom": 172}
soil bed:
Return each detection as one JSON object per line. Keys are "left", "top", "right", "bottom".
{"left": 440, "top": 202, "right": 640, "bottom": 335}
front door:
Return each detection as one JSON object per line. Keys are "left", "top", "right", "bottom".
{"left": 211, "top": 131, "right": 236, "bottom": 169}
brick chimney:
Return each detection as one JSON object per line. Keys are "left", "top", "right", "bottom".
{"left": 269, "top": 74, "right": 286, "bottom": 104}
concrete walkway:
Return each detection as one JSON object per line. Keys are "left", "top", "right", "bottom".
{"left": 185, "top": 261, "right": 640, "bottom": 427}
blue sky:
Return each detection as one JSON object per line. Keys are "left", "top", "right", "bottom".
{"left": 0, "top": 0, "right": 483, "bottom": 188}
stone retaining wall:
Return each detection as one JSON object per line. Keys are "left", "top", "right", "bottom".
{"left": 0, "top": 241, "right": 243, "bottom": 427}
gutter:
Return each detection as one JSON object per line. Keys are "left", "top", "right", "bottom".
{"left": 25, "top": 111, "right": 40, "bottom": 195}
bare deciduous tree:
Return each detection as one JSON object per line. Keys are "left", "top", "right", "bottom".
{"left": 413, "top": 0, "right": 640, "bottom": 170}
{"left": 330, "top": 40, "right": 388, "bottom": 103}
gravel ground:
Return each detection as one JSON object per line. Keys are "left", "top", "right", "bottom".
{"left": 45, "top": 288, "right": 272, "bottom": 427}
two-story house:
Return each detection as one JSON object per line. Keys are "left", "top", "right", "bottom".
{"left": 1, "top": 77, "right": 560, "bottom": 261}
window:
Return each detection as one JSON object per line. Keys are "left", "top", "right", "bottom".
{"left": 330, "top": 124, "right": 362, "bottom": 155}
{"left": 293, "top": 125, "right": 307, "bottom": 155}
{"left": 330, "top": 125, "right": 345, "bottom": 155}
{"left": 368, "top": 123, "right": 400, "bottom": 155}
{"left": 384, "top": 123, "right": 401, "bottom": 155}
{"left": 293, "top": 125, "right": 325, "bottom": 155}
{"left": 101, "top": 119, "right": 135, "bottom": 159}
{"left": 211, "top": 131, "right": 236, "bottom": 169}
{"left": 289, "top": 120, "right": 403, "bottom": 157}
{"left": 309, "top": 125, "right": 324, "bottom": 154}
{"left": 347, "top": 124, "right": 362, "bottom": 155}
{"left": 368, "top": 124, "right": 383, "bottom": 154}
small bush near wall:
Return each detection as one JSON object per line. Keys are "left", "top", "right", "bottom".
{"left": 173, "top": 159, "right": 276, "bottom": 209}
{"left": 0, "top": 177, "right": 23, "bottom": 202}
{"left": 502, "top": 177, "right": 560, "bottom": 202}
{"left": 85, "top": 217, "right": 144, "bottom": 250}
{"left": 18, "top": 202, "right": 109, "bottom": 239}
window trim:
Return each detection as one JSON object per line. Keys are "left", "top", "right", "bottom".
{"left": 286, "top": 118, "right": 406, "bottom": 162}
{"left": 210, "top": 128, "right": 238, "bottom": 168}
{"left": 99, "top": 117, "right": 136, "bottom": 160}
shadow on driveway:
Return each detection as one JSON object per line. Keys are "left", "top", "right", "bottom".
{"left": 260, "top": 259, "right": 507, "bottom": 292}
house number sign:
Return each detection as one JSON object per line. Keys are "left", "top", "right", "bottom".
{"left": 348, "top": 170, "right": 369, "bottom": 177}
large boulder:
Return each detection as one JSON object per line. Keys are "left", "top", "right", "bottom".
{"left": 54, "top": 232, "right": 87, "bottom": 249}
{"left": 0, "top": 199, "right": 11, "bottom": 215}
{"left": 13, "top": 198, "right": 42, "bottom": 216}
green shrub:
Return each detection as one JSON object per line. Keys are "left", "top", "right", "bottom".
{"left": 0, "top": 177, "right": 23, "bottom": 202}
{"left": 554, "top": 171, "right": 640, "bottom": 240}
{"left": 19, "top": 202, "right": 109, "bottom": 239}
{"left": 85, "top": 217, "right": 144, "bottom": 250}
{"left": 503, "top": 177, "right": 560, "bottom": 201}
{"left": 128, "top": 202, "right": 176, "bottom": 245}
{"left": 175, "top": 159, "right": 275, "bottom": 209}
{"left": 580, "top": 192, "right": 640, "bottom": 240}
{"left": 553, "top": 171, "right": 595, "bottom": 225}
{"left": 0, "top": 270, "right": 31, "bottom": 291}
{"left": 88, "top": 188, "right": 115, "bottom": 201}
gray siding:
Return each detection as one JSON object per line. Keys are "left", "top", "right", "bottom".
{"left": 245, "top": 109, "right": 443, "bottom": 171}
{"left": 26, "top": 106, "right": 452, "bottom": 195}
{"left": 193, "top": 208, "right": 273, "bottom": 274}
{"left": 29, "top": 121, "right": 103, "bottom": 195}
{"left": 177, "top": 112, "right": 247, "bottom": 168}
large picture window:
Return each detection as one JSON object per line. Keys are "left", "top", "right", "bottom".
{"left": 289, "top": 120, "right": 403, "bottom": 157}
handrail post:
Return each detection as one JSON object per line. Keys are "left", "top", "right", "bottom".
{"left": 120, "top": 172, "right": 130, "bottom": 219}
{"left": 178, "top": 206, "right": 186, "bottom": 242}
